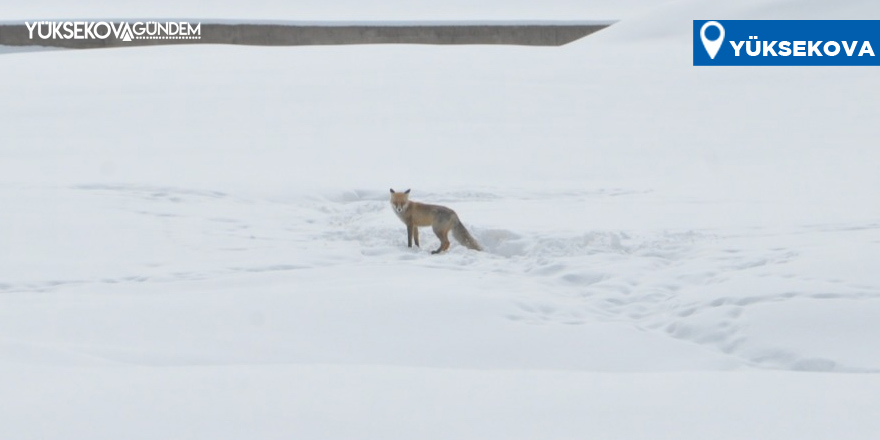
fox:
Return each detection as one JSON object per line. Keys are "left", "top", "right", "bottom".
{"left": 389, "top": 188, "right": 482, "bottom": 254}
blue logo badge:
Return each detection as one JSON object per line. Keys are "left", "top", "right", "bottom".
{"left": 694, "top": 20, "right": 879, "bottom": 66}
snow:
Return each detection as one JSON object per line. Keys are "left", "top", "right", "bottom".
{"left": 6, "top": 0, "right": 649, "bottom": 21}
{"left": 2, "top": 0, "right": 880, "bottom": 438}
{"left": 2, "top": 366, "right": 879, "bottom": 440}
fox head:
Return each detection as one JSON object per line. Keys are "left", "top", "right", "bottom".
{"left": 389, "top": 188, "right": 411, "bottom": 214}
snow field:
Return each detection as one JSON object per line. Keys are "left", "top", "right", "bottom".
{"left": 2, "top": 0, "right": 880, "bottom": 438}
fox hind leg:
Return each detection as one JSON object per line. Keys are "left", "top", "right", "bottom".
{"left": 431, "top": 225, "right": 451, "bottom": 254}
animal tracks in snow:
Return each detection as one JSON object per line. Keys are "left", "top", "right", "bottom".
{"left": 313, "top": 188, "right": 880, "bottom": 373}
{"left": 4, "top": 184, "right": 878, "bottom": 372}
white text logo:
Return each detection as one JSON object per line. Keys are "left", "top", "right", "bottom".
{"left": 25, "top": 21, "right": 202, "bottom": 42}
{"left": 729, "top": 36, "right": 874, "bottom": 57}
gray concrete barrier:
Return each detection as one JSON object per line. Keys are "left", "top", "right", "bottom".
{"left": 0, "top": 21, "right": 610, "bottom": 49}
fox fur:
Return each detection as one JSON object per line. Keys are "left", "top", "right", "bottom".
{"left": 389, "top": 188, "right": 482, "bottom": 254}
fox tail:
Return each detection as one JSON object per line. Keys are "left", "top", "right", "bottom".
{"left": 452, "top": 220, "right": 482, "bottom": 251}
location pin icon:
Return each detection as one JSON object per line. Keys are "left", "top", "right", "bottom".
{"left": 700, "top": 21, "right": 724, "bottom": 59}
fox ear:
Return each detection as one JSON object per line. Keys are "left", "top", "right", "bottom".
{"left": 404, "top": 189, "right": 411, "bottom": 194}
{"left": 390, "top": 188, "right": 395, "bottom": 194}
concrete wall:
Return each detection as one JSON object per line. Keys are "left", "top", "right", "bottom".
{"left": 0, "top": 22, "right": 608, "bottom": 49}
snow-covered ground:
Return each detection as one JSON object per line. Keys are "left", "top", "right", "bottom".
{"left": 2, "top": 0, "right": 880, "bottom": 438}
{"left": 5, "top": 0, "right": 647, "bottom": 22}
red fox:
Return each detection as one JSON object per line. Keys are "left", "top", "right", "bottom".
{"left": 389, "top": 188, "right": 482, "bottom": 254}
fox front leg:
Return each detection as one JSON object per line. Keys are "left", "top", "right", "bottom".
{"left": 407, "top": 224, "right": 414, "bottom": 248}
{"left": 413, "top": 226, "right": 420, "bottom": 247}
